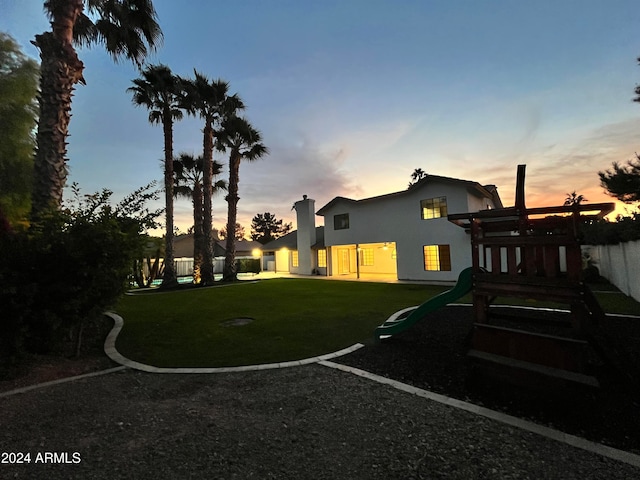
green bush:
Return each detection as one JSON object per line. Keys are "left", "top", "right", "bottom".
{"left": 236, "top": 258, "right": 260, "bottom": 274}
{"left": 0, "top": 183, "right": 161, "bottom": 363}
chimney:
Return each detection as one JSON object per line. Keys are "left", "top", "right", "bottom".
{"left": 294, "top": 195, "right": 316, "bottom": 275}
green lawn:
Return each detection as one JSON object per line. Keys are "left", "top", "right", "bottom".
{"left": 114, "top": 278, "right": 640, "bottom": 368}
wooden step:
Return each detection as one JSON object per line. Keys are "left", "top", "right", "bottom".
{"left": 471, "top": 323, "right": 592, "bottom": 373}
{"left": 468, "top": 349, "right": 600, "bottom": 389}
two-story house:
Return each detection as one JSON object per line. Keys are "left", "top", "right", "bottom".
{"left": 262, "top": 174, "right": 503, "bottom": 283}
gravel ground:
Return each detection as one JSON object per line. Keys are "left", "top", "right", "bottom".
{"left": 2, "top": 364, "right": 639, "bottom": 479}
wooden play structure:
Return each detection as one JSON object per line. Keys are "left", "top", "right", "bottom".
{"left": 448, "top": 165, "right": 615, "bottom": 387}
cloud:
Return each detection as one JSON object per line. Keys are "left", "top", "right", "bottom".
{"left": 170, "top": 135, "right": 366, "bottom": 234}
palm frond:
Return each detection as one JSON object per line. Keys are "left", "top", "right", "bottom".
{"left": 217, "top": 116, "right": 268, "bottom": 161}
{"left": 86, "top": 0, "right": 163, "bottom": 66}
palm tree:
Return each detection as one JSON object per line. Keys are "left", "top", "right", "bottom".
{"left": 173, "top": 153, "right": 225, "bottom": 284}
{"left": 564, "top": 191, "right": 588, "bottom": 206}
{"left": 181, "top": 71, "right": 244, "bottom": 284}
{"left": 217, "top": 116, "right": 268, "bottom": 281}
{"left": 128, "top": 64, "right": 182, "bottom": 288}
{"left": 408, "top": 168, "right": 426, "bottom": 188}
{"left": 31, "top": 0, "right": 162, "bottom": 218}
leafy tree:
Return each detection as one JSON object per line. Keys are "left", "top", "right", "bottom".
{"left": 173, "top": 152, "right": 225, "bottom": 283}
{"left": 564, "top": 191, "right": 588, "bottom": 206}
{"left": 250, "top": 212, "right": 292, "bottom": 244}
{"left": 408, "top": 168, "right": 426, "bottom": 188}
{"left": 599, "top": 155, "right": 640, "bottom": 203}
{"left": 599, "top": 57, "right": 640, "bottom": 204}
{"left": 128, "top": 64, "right": 183, "bottom": 288}
{"left": 217, "top": 116, "right": 268, "bottom": 281}
{"left": 0, "top": 33, "right": 39, "bottom": 229}
{"left": 31, "top": 0, "right": 162, "bottom": 218}
{"left": 219, "top": 222, "right": 246, "bottom": 241}
{"left": 181, "top": 71, "right": 244, "bottom": 284}
{"left": 1, "top": 182, "right": 162, "bottom": 363}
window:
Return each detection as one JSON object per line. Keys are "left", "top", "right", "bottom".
{"left": 421, "top": 196, "right": 447, "bottom": 219}
{"left": 317, "top": 249, "right": 327, "bottom": 268}
{"left": 334, "top": 213, "right": 349, "bottom": 230}
{"left": 423, "top": 245, "right": 451, "bottom": 271}
{"left": 292, "top": 250, "right": 299, "bottom": 267}
{"left": 359, "top": 248, "right": 374, "bottom": 266}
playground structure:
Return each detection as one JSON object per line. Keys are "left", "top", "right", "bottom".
{"left": 376, "top": 164, "right": 617, "bottom": 387}
{"left": 448, "top": 165, "right": 614, "bottom": 386}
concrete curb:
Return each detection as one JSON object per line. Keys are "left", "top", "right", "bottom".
{"left": 103, "top": 311, "right": 364, "bottom": 373}
{"left": 0, "top": 366, "right": 127, "bottom": 398}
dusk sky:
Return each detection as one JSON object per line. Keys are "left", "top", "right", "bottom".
{"left": 1, "top": 0, "right": 639, "bottom": 235}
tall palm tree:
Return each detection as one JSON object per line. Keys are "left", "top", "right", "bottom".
{"left": 173, "top": 153, "right": 225, "bottom": 284}
{"left": 181, "top": 70, "right": 244, "bottom": 284}
{"left": 217, "top": 116, "right": 268, "bottom": 281}
{"left": 128, "top": 64, "right": 182, "bottom": 288}
{"left": 31, "top": 0, "right": 162, "bottom": 218}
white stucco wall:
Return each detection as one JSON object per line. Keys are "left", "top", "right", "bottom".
{"left": 584, "top": 241, "right": 640, "bottom": 301}
{"left": 320, "top": 181, "right": 498, "bottom": 282}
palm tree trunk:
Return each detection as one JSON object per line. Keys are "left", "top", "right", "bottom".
{"left": 201, "top": 119, "right": 215, "bottom": 284}
{"left": 31, "top": 0, "right": 85, "bottom": 219}
{"left": 161, "top": 109, "right": 178, "bottom": 288}
{"left": 192, "top": 181, "right": 204, "bottom": 284}
{"left": 223, "top": 153, "right": 240, "bottom": 281}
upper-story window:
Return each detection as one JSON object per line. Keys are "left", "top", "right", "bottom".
{"left": 334, "top": 213, "right": 349, "bottom": 230}
{"left": 421, "top": 196, "right": 447, "bottom": 219}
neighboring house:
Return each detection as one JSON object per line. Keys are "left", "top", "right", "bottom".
{"left": 173, "top": 232, "right": 262, "bottom": 276}
{"left": 264, "top": 174, "right": 503, "bottom": 283}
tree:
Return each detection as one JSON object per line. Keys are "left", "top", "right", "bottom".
{"left": 219, "top": 222, "right": 246, "bottom": 241}
{"left": 564, "top": 191, "right": 588, "bottom": 206}
{"left": 31, "top": 0, "right": 162, "bottom": 218}
{"left": 181, "top": 71, "right": 244, "bottom": 284}
{"left": 0, "top": 33, "right": 39, "bottom": 229}
{"left": 1, "top": 182, "right": 162, "bottom": 361}
{"left": 217, "top": 116, "right": 268, "bottom": 281}
{"left": 599, "top": 155, "right": 640, "bottom": 204}
{"left": 128, "top": 64, "right": 183, "bottom": 287}
{"left": 250, "top": 212, "right": 292, "bottom": 244}
{"left": 173, "top": 152, "right": 225, "bottom": 284}
{"left": 408, "top": 168, "right": 426, "bottom": 188}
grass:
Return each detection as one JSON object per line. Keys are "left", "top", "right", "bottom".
{"left": 114, "top": 278, "right": 640, "bottom": 368}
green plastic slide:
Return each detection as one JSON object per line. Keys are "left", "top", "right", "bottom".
{"left": 374, "top": 267, "right": 473, "bottom": 341}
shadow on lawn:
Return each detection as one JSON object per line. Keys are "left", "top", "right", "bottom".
{"left": 337, "top": 305, "right": 640, "bottom": 455}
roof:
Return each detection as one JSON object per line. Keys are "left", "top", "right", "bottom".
{"left": 316, "top": 174, "right": 500, "bottom": 215}
{"left": 173, "top": 234, "right": 262, "bottom": 258}
{"left": 261, "top": 226, "right": 325, "bottom": 251}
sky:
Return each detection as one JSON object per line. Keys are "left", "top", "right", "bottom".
{"left": 1, "top": 0, "right": 639, "bottom": 235}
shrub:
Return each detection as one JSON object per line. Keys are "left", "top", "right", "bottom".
{"left": 0, "top": 183, "right": 161, "bottom": 363}
{"left": 236, "top": 258, "right": 260, "bottom": 274}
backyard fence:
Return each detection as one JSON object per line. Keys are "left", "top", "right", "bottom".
{"left": 583, "top": 240, "right": 640, "bottom": 301}
{"left": 142, "top": 257, "right": 259, "bottom": 279}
